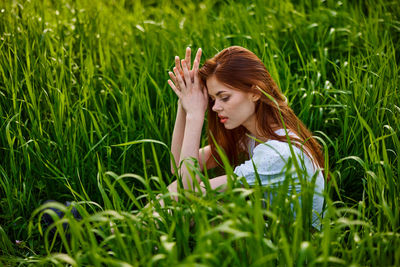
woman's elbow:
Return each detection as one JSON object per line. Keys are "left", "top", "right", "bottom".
{"left": 170, "top": 161, "right": 177, "bottom": 175}
{"left": 198, "top": 181, "right": 207, "bottom": 195}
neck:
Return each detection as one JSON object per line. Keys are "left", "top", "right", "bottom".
{"left": 242, "top": 115, "right": 280, "bottom": 143}
{"left": 243, "top": 121, "right": 267, "bottom": 143}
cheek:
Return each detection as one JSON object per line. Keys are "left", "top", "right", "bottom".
{"left": 228, "top": 98, "right": 255, "bottom": 120}
{"left": 235, "top": 98, "right": 255, "bottom": 114}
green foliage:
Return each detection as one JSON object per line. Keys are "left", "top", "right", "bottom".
{"left": 0, "top": 0, "right": 399, "bottom": 265}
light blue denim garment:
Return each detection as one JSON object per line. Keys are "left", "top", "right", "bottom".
{"left": 233, "top": 129, "right": 325, "bottom": 229}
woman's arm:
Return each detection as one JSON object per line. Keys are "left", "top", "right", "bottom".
{"left": 170, "top": 100, "right": 186, "bottom": 174}
{"left": 199, "top": 175, "right": 228, "bottom": 194}
{"left": 169, "top": 48, "right": 203, "bottom": 174}
{"left": 168, "top": 49, "right": 207, "bottom": 189}
{"left": 178, "top": 113, "right": 205, "bottom": 189}
{"left": 198, "top": 145, "right": 219, "bottom": 171}
{"left": 163, "top": 174, "right": 228, "bottom": 207}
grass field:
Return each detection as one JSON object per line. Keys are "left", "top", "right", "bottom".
{"left": 0, "top": 0, "right": 399, "bottom": 265}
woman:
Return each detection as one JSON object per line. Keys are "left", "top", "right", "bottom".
{"left": 165, "top": 46, "right": 325, "bottom": 229}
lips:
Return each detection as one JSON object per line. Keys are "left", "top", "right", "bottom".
{"left": 218, "top": 115, "right": 228, "bottom": 123}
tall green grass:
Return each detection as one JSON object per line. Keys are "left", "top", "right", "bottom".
{"left": 0, "top": 0, "right": 399, "bottom": 265}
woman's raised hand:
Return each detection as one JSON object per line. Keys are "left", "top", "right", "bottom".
{"left": 168, "top": 48, "right": 208, "bottom": 118}
{"left": 175, "top": 47, "right": 199, "bottom": 82}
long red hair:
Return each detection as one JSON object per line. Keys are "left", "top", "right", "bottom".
{"left": 198, "top": 46, "right": 324, "bottom": 172}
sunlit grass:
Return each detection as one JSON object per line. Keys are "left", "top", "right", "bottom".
{"left": 0, "top": 0, "right": 399, "bottom": 265}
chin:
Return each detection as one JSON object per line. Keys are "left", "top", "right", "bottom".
{"left": 224, "top": 123, "right": 237, "bottom": 130}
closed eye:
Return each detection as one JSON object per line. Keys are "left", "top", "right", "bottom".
{"left": 209, "top": 96, "right": 230, "bottom": 103}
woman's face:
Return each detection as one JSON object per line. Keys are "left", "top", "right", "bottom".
{"left": 206, "top": 76, "right": 259, "bottom": 132}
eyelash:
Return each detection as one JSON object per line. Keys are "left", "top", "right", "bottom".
{"left": 211, "top": 97, "right": 230, "bottom": 103}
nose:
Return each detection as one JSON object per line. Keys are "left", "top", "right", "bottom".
{"left": 212, "top": 100, "right": 222, "bottom": 112}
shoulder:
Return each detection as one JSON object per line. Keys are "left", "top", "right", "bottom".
{"left": 234, "top": 137, "right": 318, "bottom": 182}
{"left": 252, "top": 128, "right": 300, "bottom": 161}
{"left": 234, "top": 139, "right": 292, "bottom": 178}
{"left": 253, "top": 139, "right": 291, "bottom": 157}
{"left": 252, "top": 139, "right": 301, "bottom": 169}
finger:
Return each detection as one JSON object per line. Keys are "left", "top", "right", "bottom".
{"left": 181, "top": 59, "right": 188, "bottom": 72}
{"left": 193, "top": 48, "right": 202, "bottom": 70}
{"left": 168, "top": 71, "right": 179, "bottom": 90}
{"left": 167, "top": 79, "right": 178, "bottom": 93}
{"left": 173, "top": 67, "right": 185, "bottom": 89}
{"left": 175, "top": 56, "right": 184, "bottom": 79}
{"left": 191, "top": 48, "right": 202, "bottom": 82}
{"left": 203, "top": 85, "right": 208, "bottom": 98}
{"left": 190, "top": 60, "right": 196, "bottom": 82}
{"left": 168, "top": 79, "right": 182, "bottom": 98}
{"left": 175, "top": 65, "right": 187, "bottom": 90}
{"left": 193, "top": 63, "right": 199, "bottom": 85}
{"left": 185, "top": 47, "right": 191, "bottom": 70}
{"left": 203, "top": 86, "right": 209, "bottom": 106}
{"left": 181, "top": 60, "right": 191, "bottom": 88}
{"left": 173, "top": 67, "right": 181, "bottom": 82}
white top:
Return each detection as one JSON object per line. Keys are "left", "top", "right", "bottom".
{"left": 233, "top": 129, "right": 325, "bottom": 229}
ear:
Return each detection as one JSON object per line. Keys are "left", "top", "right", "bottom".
{"left": 250, "top": 85, "right": 262, "bottom": 102}
{"left": 250, "top": 92, "right": 261, "bottom": 102}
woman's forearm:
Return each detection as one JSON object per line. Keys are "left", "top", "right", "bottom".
{"left": 170, "top": 101, "right": 186, "bottom": 174}
{"left": 178, "top": 113, "right": 204, "bottom": 189}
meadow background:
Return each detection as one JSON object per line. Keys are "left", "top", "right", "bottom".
{"left": 0, "top": 0, "right": 399, "bottom": 265}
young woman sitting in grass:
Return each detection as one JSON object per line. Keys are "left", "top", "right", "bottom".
{"left": 40, "top": 46, "right": 326, "bottom": 235}
{"left": 164, "top": 46, "right": 326, "bottom": 229}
